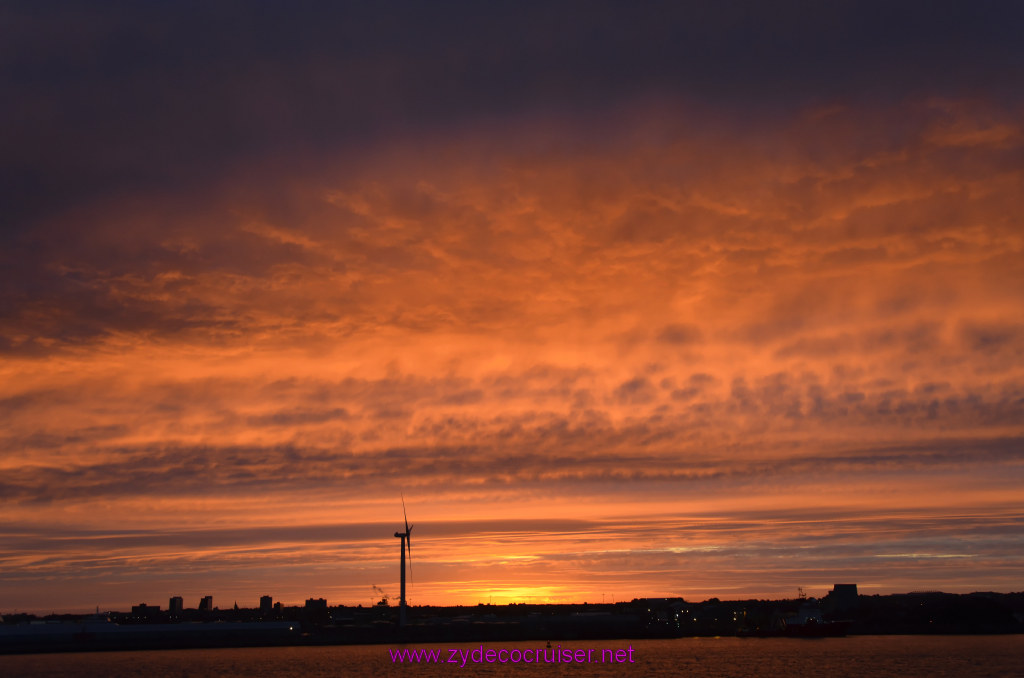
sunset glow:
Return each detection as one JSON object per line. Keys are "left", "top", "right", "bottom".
{"left": 2, "top": 3, "right": 1022, "bottom": 613}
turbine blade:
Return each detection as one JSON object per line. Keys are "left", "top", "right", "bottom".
{"left": 402, "top": 493, "right": 409, "bottom": 533}
{"left": 407, "top": 537, "right": 413, "bottom": 588}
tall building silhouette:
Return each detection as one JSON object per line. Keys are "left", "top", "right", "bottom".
{"left": 826, "top": 584, "right": 859, "bottom": 614}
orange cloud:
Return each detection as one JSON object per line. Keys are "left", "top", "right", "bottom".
{"left": 2, "top": 98, "right": 1022, "bottom": 612}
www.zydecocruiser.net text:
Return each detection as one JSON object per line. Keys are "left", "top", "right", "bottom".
{"left": 389, "top": 644, "right": 637, "bottom": 666}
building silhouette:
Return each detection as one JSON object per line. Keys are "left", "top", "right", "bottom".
{"left": 130, "top": 603, "right": 160, "bottom": 621}
{"left": 826, "top": 584, "right": 859, "bottom": 615}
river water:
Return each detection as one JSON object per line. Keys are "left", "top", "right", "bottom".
{"left": 5, "top": 635, "right": 1022, "bottom": 677}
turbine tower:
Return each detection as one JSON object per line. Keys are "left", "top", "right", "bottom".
{"left": 394, "top": 494, "right": 413, "bottom": 627}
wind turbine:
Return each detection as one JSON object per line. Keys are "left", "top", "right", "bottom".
{"left": 394, "top": 494, "right": 413, "bottom": 627}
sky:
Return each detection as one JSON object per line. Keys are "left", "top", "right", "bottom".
{"left": 2, "top": 2, "right": 1023, "bottom": 613}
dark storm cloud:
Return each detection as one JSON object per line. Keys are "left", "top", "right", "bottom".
{"left": 3, "top": 1, "right": 1022, "bottom": 233}
{"left": 0, "top": 204, "right": 344, "bottom": 353}
{"left": 2, "top": 78, "right": 1021, "bottom": 357}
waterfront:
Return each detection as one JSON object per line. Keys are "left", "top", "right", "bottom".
{"left": 4, "top": 635, "right": 1022, "bottom": 677}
